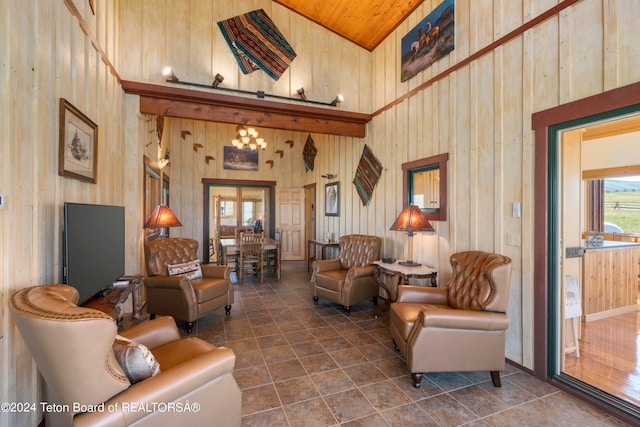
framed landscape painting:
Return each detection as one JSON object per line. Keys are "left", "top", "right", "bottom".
{"left": 59, "top": 98, "right": 98, "bottom": 183}
{"left": 223, "top": 146, "right": 259, "bottom": 171}
{"left": 401, "top": 0, "right": 455, "bottom": 82}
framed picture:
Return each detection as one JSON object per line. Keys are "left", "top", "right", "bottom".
{"left": 59, "top": 98, "right": 98, "bottom": 183}
{"left": 400, "top": 0, "right": 455, "bottom": 82}
{"left": 325, "top": 182, "right": 339, "bottom": 216}
{"left": 223, "top": 146, "right": 259, "bottom": 171}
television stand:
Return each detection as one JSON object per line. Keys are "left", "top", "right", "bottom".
{"left": 83, "top": 275, "right": 144, "bottom": 328}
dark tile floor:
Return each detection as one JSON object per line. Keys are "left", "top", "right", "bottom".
{"left": 184, "top": 261, "right": 631, "bottom": 427}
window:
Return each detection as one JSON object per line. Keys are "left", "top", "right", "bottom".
{"left": 603, "top": 176, "right": 640, "bottom": 234}
{"left": 585, "top": 166, "right": 640, "bottom": 236}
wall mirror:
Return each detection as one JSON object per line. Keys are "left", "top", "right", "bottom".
{"left": 402, "top": 153, "right": 449, "bottom": 221}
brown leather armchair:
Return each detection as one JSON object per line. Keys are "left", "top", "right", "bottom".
{"left": 389, "top": 251, "right": 512, "bottom": 388}
{"left": 9, "top": 284, "right": 241, "bottom": 427}
{"left": 311, "top": 234, "right": 381, "bottom": 315}
{"left": 144, "top": 238, "right": 233, "bottom": 333}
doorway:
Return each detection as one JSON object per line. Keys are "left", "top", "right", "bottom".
{"left": 533, "top": 83, "right": 640, "bottom": 423}
{"left": 202, "top": 179, "right": 275, "bottom": 263}
{"left": 305, "top": 183, "right": 317, "bottom": 257}
{"left": 556, "top": 115, "right": 640, "bottom": 409}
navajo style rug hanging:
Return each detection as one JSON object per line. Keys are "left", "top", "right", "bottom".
{"left": 302, "top": 134, "right": 317, "bottom": 172}
{"left": 353, "top": 145, "right": 383, "bottom": 206}
{"left": 217, "top": 9, "right": 297, "bottom": 81}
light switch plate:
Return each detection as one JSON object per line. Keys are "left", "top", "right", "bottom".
{"left": 0, "top": 194, "right": 4, "bottom": 209}
{"left": 512, "top": 202, "right": 521, "bottom": 218}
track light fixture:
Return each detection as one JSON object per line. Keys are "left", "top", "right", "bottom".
{"left": 162, "top": 68, "right": 344, "bottom": 107}
{"left": 330, "top": 94, "right": 344, "bottom": 106}
{"left": 162, "top": 67, "right": 179, "bottom": 82}
{"left": 212, "top": 73, "right": 224, "bottom": 88}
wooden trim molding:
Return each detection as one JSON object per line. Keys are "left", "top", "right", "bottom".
{"left": 582, "top": 165, "right": 640, "bottom": 180}
{"left": 201, "top": 178, "right": 277, "bottom": 187}
{"left": 122, "top": 80, "right": 371, "bottom": 138}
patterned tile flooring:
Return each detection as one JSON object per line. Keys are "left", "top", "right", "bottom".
{"left": 185, "top": 261, "right": 631, "bottom": 427}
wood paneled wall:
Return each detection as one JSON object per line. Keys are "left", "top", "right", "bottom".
{"left": 366, "top": 0, "right": 640, "bottom": 367}
{"left": 1, "top": 1, "right": 130, "bottom": 426}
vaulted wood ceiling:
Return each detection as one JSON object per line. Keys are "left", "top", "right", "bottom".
{"left": 273, "top": 0, "right": 425, "bottom": 51}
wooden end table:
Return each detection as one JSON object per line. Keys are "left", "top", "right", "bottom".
{"left": 373, "top": 261, "right": 437, "bottom": 317}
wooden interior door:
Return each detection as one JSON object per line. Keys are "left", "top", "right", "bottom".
{"left": 277, "top": 188, "right": 305, "bottom": 260}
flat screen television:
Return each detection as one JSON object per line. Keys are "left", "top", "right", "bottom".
{"left": 63, "top": 202, "right": 125, "bottom": 305}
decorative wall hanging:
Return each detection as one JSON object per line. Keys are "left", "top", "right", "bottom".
{"left": 223, "top": 146, "right": 259, "bottom": 171}
{"left": 58, "top": 98, "right": 98, "bottom": 184}
{"left": 325, "top": 182, "right": 340, "bottom": 217}
{"left": 303, "top": 134, "right": 317, "bottom": 172}
{"left": 400, "top": 0, "right": 454, "bottom": 82}
{"left": 353, "top": 144, "right": 383, "bottom": 206}
{"left": 217, "top": 9, "right": 297, "bottom": 81}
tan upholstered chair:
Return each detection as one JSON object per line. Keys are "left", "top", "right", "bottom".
{"left": 390, "top": 251, "right": 512, "bottom": 388}
{"left": 9, "top": 284, "right": 241, "bottom": 427}
{"left": 311, "top": 234, "right": 382, "bottom": 315}
{"left": 144, "top": 238, "right": 233, "bottom": 333}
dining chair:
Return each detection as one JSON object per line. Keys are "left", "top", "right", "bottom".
{"left": 218, "top": 236, "right": 239, "bottom": 272}
{"left": 239, "top": 232, "right": 265, "bottom": 283}
{"left": 265, "top": 228, "right": 282, "bottom": 274}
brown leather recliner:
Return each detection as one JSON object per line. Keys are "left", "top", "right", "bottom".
{"left": 390, "top": 251, "right": 512, "bottom": 388}
{"left": 311, "top": 234, "right": 382, "bottom": 315}
{"left": 9, "top": 284, "right": 241, "bottom": 427}
{"left": 144, "top": 238, "right": 233, "bottom": 333}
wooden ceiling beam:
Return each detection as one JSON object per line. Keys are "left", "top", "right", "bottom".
{"left": 121, "top": 80, "right": 370, "bottom": 138}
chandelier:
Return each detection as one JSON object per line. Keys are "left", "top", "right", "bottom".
{"left": 231, "top": 125, "right": 267, "bottom": 151}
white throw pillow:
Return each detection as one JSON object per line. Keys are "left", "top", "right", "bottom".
{"left": 166, "top": 259, "right": 203, "bottom": 280}
{"left": 113, "top": 335, "right": 161, "bottom": 383}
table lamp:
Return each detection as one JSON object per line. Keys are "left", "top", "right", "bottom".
{"left": 144, "top": 205, "right": 182, "bottom": 237}
{"left": 390, "top": 204, "right": 434, "bottom": 267}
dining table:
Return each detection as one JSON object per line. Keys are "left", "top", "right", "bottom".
{"left": 220, "top": 237, "right": 281, "bottom": 280}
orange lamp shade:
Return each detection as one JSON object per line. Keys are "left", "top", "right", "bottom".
{"left": 144, "top": 205, "right": 182, "bottom": 229}
{"left": 389, "top": 205, "right": 434, "bottom": 236}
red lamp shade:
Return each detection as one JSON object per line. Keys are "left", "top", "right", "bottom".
{"left": 144, "top": 205, "right": 182, "bottom": 229}
{"left": 390, "top": 205, "right": 434, "bottom": 267}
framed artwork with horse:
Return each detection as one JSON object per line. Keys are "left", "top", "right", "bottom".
{"left": 400, "top": 0, "right": 455, "bottom": 82}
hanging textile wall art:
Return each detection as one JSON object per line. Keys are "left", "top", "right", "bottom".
{"left": 302, "top": 134, "right": 317, "bottom": 172}
{"left": 217, "top": 9, "right": 297, "bottom": 81}
{"left": 353, "top": 145, "right": 383, "bottom": 206}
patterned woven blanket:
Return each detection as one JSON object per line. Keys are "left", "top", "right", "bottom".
{"left": 353, "top": 145, "right": 383, "bottom": 206}
{"left": 303, "top": 134, "right": 317, "bottom": 172}
{"left": 218, "top": 9, "right": 297, "bottom": 81}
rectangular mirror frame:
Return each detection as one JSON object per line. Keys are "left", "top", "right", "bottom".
{"left": 402, "top": 153, "right": 449, "bottom": 221}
